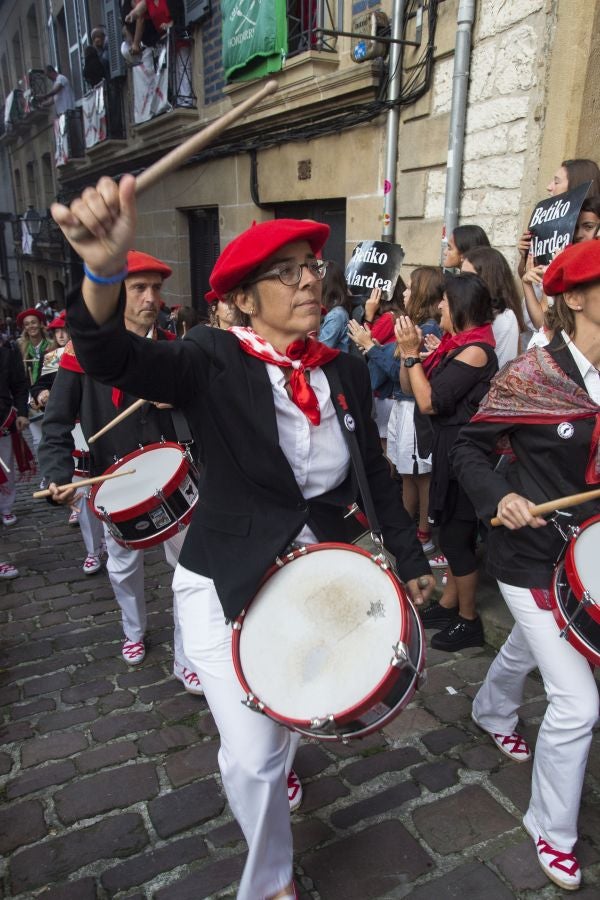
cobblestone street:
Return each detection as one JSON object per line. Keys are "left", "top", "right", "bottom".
{"left": 1, "top": 478, "right": 599, "bottom": 899}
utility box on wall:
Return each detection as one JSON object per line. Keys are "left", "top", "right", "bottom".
{"left": 351, "top": 10, "right": 389, "bottom": 62}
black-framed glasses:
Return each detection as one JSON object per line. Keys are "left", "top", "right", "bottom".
{"left": 246, "top": 259, "right": 329, "bottom": 287}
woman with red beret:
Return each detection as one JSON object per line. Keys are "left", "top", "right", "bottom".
{"left": 16, "top": 308, "right": 52, "bottom": 386}
{"left": 451, "top": 239, "right": 600, "bottom": 891}
{"left": 49, "top": 174, "right": 436, "bottom": 900}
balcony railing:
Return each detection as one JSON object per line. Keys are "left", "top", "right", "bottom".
{"left": 82, "top": 80, "right": 125, "bottom": 148}
{"left": 287, "top": 0, "right": 338, "bottom": 57}
{"left": 131, "top": 27, "right": 196, "bottom": 126}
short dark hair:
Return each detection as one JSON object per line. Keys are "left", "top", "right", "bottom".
{"left": 443, "top": 272, "right": 494, "bottom": 332}
{"left": 452, "top": 224, "right": 491, "bottom": 255}
{"left": 45, "top": 64, "right": 56, "bottom": 74}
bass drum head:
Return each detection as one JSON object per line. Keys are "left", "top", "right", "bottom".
{"left": 553, "top": 562, "right": 600, "bottom": 667}
{"left": 238, "top": 545, "right": 407, "bottom": 728}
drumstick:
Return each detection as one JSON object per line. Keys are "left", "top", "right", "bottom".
{"left": 490, "top": 487, "right": 600, "bottom": 527}
{"left": 32, "top": 468, "right": 135, "bottom": 499}
{"left": 68, "top": 79, "right": 278, "bottom": 241}
{"left": 87, "top": 398, "right": 146, "bottom": 444}
{"left": 0, "top": 456, "right": 10, "bottom": 474}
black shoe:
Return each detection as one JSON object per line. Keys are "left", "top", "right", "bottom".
{"left": 430, "top": 615, "right": 484, "bottom": 652}
{"left": 419, "top": 601, "right": 459, "bottom": 629}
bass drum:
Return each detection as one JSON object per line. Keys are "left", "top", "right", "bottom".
{"left": 551, "top": 515, "right": 600, "bottom": 667}
{"left": 232, "top": 542, "right": 425, "bottom": 741}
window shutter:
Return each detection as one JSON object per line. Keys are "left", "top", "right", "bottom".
{"left": 104, "top": 0, "right": 127, "bottom": 78}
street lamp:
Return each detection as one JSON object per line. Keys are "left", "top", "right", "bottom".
{"left": 22, "top": 206, "right": 42, "bottom": 237}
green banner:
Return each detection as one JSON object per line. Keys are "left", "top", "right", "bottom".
{"left": 222, "top": 0, "right": 288, "bottom": 82}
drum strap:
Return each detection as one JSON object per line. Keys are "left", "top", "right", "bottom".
{"left": 169, "top": 408, "right": 193, "bottom": 447}
{"left": 326, "top": 364, "right": 383, "bottom": 541}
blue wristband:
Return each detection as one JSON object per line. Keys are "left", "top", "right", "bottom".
{"left": 83, "top": 263, "right": 128, "bottom": 285}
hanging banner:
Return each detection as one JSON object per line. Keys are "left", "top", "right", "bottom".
{"left": 528, "top": 182, "right": 591, "bottom": 265}
{"left": 345, "top": 241, "right": 405, "bottom": 299}
{"left": 222, "top": 0, "right": 287, "bottom": 82}
{"left": 54, "top": 116, "right": 69, "bottom": 167}
{"left": 82, "top": 83, "right": 107, "bottom": 148}
{"left": 132, "top": 44, "right": 170, "bottom": 124}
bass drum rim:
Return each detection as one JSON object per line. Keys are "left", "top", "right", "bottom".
{"left": 551, "top": 562, "right": 600, "bottom": 667}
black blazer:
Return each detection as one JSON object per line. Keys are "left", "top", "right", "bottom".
{"left": 451, "top": 334, "right": 600, "bottom": 589}
{"left": 67, "top": 291, "right": 430, "bottom": 619}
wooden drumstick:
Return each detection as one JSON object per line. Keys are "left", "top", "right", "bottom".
{"left": 87, "top": 398, "right": 147, "bottom": 444}
{"left": 33, "top": 468, "right": 136, "bottom": 499}
{"left": 490, "top": 487, "right": 600, "bottom": 527}
{"left": 0, "top": 456, "right": 10, "bottom": 474}
{"left": 68, "top": 79, "right": 278, "bottom": 241}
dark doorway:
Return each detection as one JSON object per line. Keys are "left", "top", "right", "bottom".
{"left": 187, "top": 207, "right": 220, "bottom": 319}
{"left": 274, "top": 199, "right": 346, "bottom": 268}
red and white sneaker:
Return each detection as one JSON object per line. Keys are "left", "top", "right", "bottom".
{"left": 82, "top": 553, "right": 102, "bottom": 575}
{"left": 472, "top": 713, "right": 531, "bottom": 762}
{"left": 2, "top": 513, "right": 17, "bottom": 526}
{"left": 287, "top": 769, "right": 303, "bottom": 812}
{"left": 122, "top": 640, "right": 145, "bottom": 665}
{"left": 68, "top": 508, "right": 80, "bottom": 526}
{"left": 429, "top": 552, "right": 448, "bottom": 568}
{"left": 417, "top": 529, "right": 435, "bottom": 553}
{"left": 523, "top": 814, "right": 581, "bottom": 890}
{"left": 173, "top": 662, "right": 204, "bottom": 695}
{"left": 0, "top": 561, "right": 18, "bottom": 579}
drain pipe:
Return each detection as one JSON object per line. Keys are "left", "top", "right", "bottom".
{"left": 441, "top": 0, "right": 476, "bottom": 262}
{"left": 381, "top": 0, "right": 406, "bottom": 242}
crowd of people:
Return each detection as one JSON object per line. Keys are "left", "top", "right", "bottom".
{"left": 0, "top": 155, "right": 598, "bottom": 896}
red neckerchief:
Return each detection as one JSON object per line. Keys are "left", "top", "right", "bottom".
{"left": 0, "top": 408, "right": 36, "bottom": 485}
{"left": 422, "top": 324, "right": 496, "bottom": 377}
{"left": 472, "top": 345, "right": 600, "bottom": 484}
{"left": 229, "top": 326, "right": 340, "bottom": 425}
{"left": 60, "top": 328, "right": 175, "bottom": 408}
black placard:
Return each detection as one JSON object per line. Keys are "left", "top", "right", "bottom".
{"left": 528, "top": 182, "right": 591, "bottom": 265}
{"left": 344, "top": 240, "right": 405, "bottom": 299}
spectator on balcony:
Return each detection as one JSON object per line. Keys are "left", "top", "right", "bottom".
{"left": 40, "top": 66, "right": 75, "bottom": 117}
{"left": 84, "top": 28, "right": 111, "bottom": 88}
{"left": 126, "top": 0, "right": 174, "bottom": 54}
{"left": 91, "top": 27, "right": 111, "bottom": 77}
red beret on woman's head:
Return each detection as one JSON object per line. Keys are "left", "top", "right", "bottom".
{"left": 543, "top": 240, "right": 600, "bottom": 294}
{"left": 47, "top": 313, "right": 67, "bottom": 330}
{"left": 16, "top": 307, "right": 45, "bottom": 327}
{"left": 209, "top": 219, "right": 330, "bottom": 298}
{"left": 126, "top": 250, "right": 172, "bottom": 280}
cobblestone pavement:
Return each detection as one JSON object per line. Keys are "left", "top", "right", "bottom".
{"left": 1, "top": 479, "right": 600, "bottom": 899}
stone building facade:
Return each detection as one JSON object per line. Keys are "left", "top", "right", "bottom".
{"left": 0, "top": 0, "right": 597, "bottom": 312}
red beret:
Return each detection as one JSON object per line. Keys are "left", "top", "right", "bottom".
{"left": 205, "top": 289, "right": 218, "bottom": 304}
{"left": 16, "top": 307, "right": 45, "bottom": 327}
{"left": 127, "top": 250, "right": 172, "bottom": 280}
{"left": 209, "top": 219, "right": 330, "bottom": 298}
{"left": 543, "top": 240, "right": 600, "bottom": 294}
{"left": 47, "top": 314, "right": 67, "bottom": 330}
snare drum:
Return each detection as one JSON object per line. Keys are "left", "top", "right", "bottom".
{"left": 71, "top": 421, "right": 90, "bottom": 478}
{"left": 89, "top": 441, "right": 198, "bottom": 550}
{"left": 232, "top": 543, "right": 425, "bottom": 741}
{"left": 551, "top": 515, "right": 600, "bottom": 666}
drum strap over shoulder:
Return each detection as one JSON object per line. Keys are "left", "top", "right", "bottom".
{"left": 326, "top": 364, "right": 382, "bottom": 541}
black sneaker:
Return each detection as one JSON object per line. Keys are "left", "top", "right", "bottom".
{"left": 419, "top": 601, "right": 459, "bottom": 629}
{"left": 430, "top": 616, "right": 484, "bottom": 651}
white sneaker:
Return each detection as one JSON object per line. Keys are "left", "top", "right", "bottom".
{"left": 2, "top": 513, "right": 17, "bottom": 526}
{"left": 82, "top": 553, "right": 102, "bottom": 575}
{"left": 122, "top": 640, "right": 145, "bottom": 665}
{"left": 173, "top": 662, "right": 204, "bottom": 695}
{"left": 0, "top": 562, "right": 18, "bottom": 579}
{"left": 523, "top": 813, "right": 581, "bottom": 890}
{"left": 287, "top": 769, "right": 303, "bottom": 811}
{"left": 68, "top": 508, "right": 80, "bottom": 526}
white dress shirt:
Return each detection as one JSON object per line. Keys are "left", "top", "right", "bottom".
{"left": 562, "top": 331, "right": 600, "bottom": 403}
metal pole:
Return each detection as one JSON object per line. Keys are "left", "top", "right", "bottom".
{"left": 441, "top": 0, "right": 476, "bottom": 263}
{"left": 381, "top": 0, "right": 406, "bottom": 242}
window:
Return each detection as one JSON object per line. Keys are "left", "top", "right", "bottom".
{"left": 41, "top": 154, "right": 54, "bottom": 206}
{"left": 286, "top": 0, "right": 339, "bottom": 58}
{"left": 26, "top": 161, "right": 38, "bottom": 208}
{"left": 27, "top": 6, "right": 43, "bottom": 70}
{"left": 37, "top": 275, "right": 48, "bottom": 301}
{"left": 13, "top": 169, "right": 23, "bottom": 209}
{"left": 187, "top": 207, "right": 219, "bottom": 317}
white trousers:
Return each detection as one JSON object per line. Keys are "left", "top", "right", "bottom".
{"left": 173, "top": 563, "right": 300, "bottom": 900}
{"left": 0, "top": 433, "right": 16, "bottom": 516}
{"left": 75, "top": 488, "right": 105, "bottom": 556}
{"left": 473, "top": 580, "right": 599, "bottom": 851}
{"left": 105, "top": 525, "right": 193, "bottom": 670}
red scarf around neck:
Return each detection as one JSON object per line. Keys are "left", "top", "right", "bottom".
{"left": 229, "top": 327, "right": 340, "bottom": 425}
{"left": 422, "top": 323, "right": 495, "bottom": 377}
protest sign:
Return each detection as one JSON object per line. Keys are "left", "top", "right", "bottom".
{"left": 345, "top": 241, "right": 405, "bottom": 299}
{"left": 528, "top": 182, "right": 591, "bottom": 265}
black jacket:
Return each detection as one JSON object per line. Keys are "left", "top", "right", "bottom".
{"left": 67, "top": 290, "right": 430, "bottom": 620}
{"left": 451, "top": 334, "right": 599, "bottom": 589}
{"left": 0, "top": 344, "right": 29, "bottom": 424}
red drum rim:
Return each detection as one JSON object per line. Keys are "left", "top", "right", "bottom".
{"left": 232, "top": 541, "right": 412, "bottom": 731}
{"left": 551, "top": 564, "right": 600, "bottom": 667}
{"left": 564, "top": 513, "right": 600, "bottom": 623}
{"left": 89, "top": 441, "right": 188, "bottom": 522}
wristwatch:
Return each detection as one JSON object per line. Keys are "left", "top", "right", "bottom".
{"left": 404, "top": 356, "right": 422, "bottom": 368}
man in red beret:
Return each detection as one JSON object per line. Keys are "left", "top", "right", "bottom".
{"left": 451, "top": 238, "right": 600, "bottom": 891}
{"left": 38, "top": 249, "right": 202, "bottom": 694}
{"left": 50, "top": 175, "right": 435, "bottom": 900}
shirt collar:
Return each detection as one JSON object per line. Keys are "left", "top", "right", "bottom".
{"left": 561, "top": 330, "right": 598, "bottom": 381}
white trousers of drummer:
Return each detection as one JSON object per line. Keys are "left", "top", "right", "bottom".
{"left": 74, "top": 486, "right": 104, "bottom": 556}
{"left": 472, "top": 581, "right": 599, "bottom": 851}
{"left": 0, "top": 434, "right": 16, "bottom": 516}
{"left": 104, "top": 525, "right": 194, "bottom": 670}
{"left": 174, "top": 562, "right": 300, "bottom": 900}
